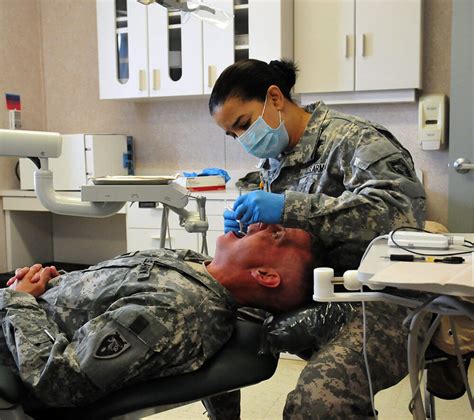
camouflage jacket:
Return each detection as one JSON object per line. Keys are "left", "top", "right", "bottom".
{"left": 259, "top": 102, "right": 426, "bottom": 273}
{"left": 0, "top": 249, "right": 236, "bottom": 407}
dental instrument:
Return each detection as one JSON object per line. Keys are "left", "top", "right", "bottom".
{"left": 239, "top": 220, "right": 245, "bottom": 236}
{"left": 382, "top": 254, "right": 465, "bottom": 264}
{"left": 236, "top": 189, "right": 246, "bottom": 236}
{"left": 226, "top": 204, "right": 246, "bottom": 237}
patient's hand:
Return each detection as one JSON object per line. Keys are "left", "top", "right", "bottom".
{"left": 8, "top": 264, "right": 58, "bottom": 298}
{"left": 7, "top": 264, "right": 59, "bottom": 287}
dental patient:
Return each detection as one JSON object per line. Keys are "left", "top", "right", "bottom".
{"left": 0, "top": 224, "right": 315, "bottom": 408}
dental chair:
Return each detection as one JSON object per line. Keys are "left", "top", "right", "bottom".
{"left": 0, "top": 319, "right": 278, "bottom": 420}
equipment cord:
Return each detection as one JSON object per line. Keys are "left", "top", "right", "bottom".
{"left": 362, "top": 300, "right": 378, "bottom": 419}
{"left": 390, "top": 226, "right": 474, "bottom": 257}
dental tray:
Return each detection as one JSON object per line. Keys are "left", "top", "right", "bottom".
{"left": 91, "top": 175, "right": 179, "bottom": 185}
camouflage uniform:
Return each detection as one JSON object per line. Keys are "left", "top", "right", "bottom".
{"left": 0, "top": 249, "right": 236, "bottom": 408}
{"left": 206, "top": 102, "right": 426, "bottom": 419}
{"left": 264, "top": 101, "right": 426, "bottom": 274}
{"left": 279, "top": 102, "right": 426, "bottom": 418}
{"left": 283, "top": 301, "right": 421, "bottom": 419}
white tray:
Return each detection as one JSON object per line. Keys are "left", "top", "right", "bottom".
{"left": 91, "top": 175, "right": 179, "bottom": 185}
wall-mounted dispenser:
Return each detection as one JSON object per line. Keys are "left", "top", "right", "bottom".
{"left": 418, "top": 94, "right": 448, "bottom": 150}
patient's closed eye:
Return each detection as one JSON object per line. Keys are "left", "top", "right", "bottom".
{"left": 272, "top": 232, "right": 283, "bottom": 240}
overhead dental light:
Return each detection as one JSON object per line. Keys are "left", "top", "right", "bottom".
{"left": 137, "top": 0, "right": 233, "bottom": 29}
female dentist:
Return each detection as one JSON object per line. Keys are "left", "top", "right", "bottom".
{"left": 210, "top": 59, "right": 425, "bottom": 274}
{"left": 207, "top": 59, "right": 427, "bottom": 419}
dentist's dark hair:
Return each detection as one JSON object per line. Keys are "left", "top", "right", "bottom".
{"left": 209, "top": 59, "right": 298, "bottom": 114}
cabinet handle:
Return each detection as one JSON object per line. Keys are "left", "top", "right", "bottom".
{"left": 361, "top": 33, "right": 367, "bottom": 57}
{"left": 208, "top": 65, "right": 217, "bottom": 88}
{"left": 139, "top": 70, "right": 147, "bottom": 91}
{"left": 153, "top": 69, "right": 160, "bottom": 91}
{"left": 344, "top": 35, "right": 350, "bottom": 58}
{"left": 151, "top": 235, "right": 170, "bottom": 240}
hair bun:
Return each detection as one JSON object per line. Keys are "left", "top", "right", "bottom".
{"left": 269, "top": 60, "right": 298, "bottom": 90}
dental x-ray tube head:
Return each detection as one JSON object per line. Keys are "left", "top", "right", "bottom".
{"left": 0, "top": 129, "right": 62, "bottom": 158}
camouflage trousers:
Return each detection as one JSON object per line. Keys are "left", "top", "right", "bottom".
{"left": 204, "top": 302, "right": 429, "bottom": 420}
{"left": 283, "top": 301, "right": 428, "bottom": 419}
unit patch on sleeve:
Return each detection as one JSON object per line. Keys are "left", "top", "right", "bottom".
{"left": 94, "top": 331, "right": 131, "bottom": 359}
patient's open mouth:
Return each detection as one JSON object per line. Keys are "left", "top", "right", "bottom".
{"left": 232, "top": 231, "right": 246, "bottom": 239}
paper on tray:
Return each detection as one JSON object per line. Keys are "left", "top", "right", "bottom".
{"left": 368, "top": 252, "right": 473, "bottom": 296}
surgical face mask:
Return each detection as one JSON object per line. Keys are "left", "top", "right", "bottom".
{"left": 237, "top": 97, "right": 289, "bottom": 159}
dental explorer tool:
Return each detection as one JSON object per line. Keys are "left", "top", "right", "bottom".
{"left": 227, "top": 204, "right": 246, "bottom": 237}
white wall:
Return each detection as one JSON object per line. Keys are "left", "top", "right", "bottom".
{"left": 0, "top": 0, "right": 45, "bottom": 271}
{"left": 0, "top": 0, "right": 453, "bottom": 270}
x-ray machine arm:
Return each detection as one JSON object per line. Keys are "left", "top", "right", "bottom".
{"left": 0, "top": 129, "right": 208, "bottom": 252}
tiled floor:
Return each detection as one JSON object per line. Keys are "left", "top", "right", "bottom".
{"left": 145, "top": 358, "right": 473, "bottom": 420}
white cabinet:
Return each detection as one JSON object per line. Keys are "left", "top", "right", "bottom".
{"left": 97, "top": 0, "right": 148, "bottom": 99}
{"left": 97, "top": 0, "right": 293, "bottom": 99}
{"left": 203, "top": 0, "right": 294, "bottom": 94}
{"left": 294, "top": 0, "right": 421, "bottom": 95}
{"left": 148, "top": 6, "right": 203, "bottom": 96}
{"left": 126, "top": 204, "right": 200, "bottom": 252}
{"left": 247, "top": 0, "right": 294, "bottom": 65}
{"left": 97, "top": 0, "right": 203, "bottom": 99}
{"left": 127, "top": 227, "right": 198, "bottom": 251}
{"left": 355, "top": 0, "right": 421, "bottom": 91}
{"left": 202, "top": 0, "right": 235, "bottom": 95}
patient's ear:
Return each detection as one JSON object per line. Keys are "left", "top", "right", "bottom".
{"left": 250, "top": 268, "right": 281, "bottom": 288}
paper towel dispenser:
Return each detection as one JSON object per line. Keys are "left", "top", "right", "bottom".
{"left": 418, "top": 94, "right": 448, "bottom": 150}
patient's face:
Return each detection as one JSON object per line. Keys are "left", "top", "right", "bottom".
{"left": 214, "top": 224, "right": 312, "bottom": 269}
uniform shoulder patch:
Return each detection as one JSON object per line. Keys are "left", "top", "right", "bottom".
{"left": 94, "top": 331, "right": 131, "bottom": 359}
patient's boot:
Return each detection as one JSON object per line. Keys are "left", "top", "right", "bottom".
{"left": 202, "top": 390, "right": 241, "bottom": 420}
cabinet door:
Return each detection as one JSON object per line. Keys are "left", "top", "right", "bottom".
{"left": 248, "top": 0, "right": 294, "bottom": 62}
{"left": 294, "top": 0, "right": 354, "bottom": 93}
{"left": 127, "top": 228, "right": 199, "bottom": 252}
{"left": 199, "top": 230, "right": 222, "bottom": 257}
{"left": 355, "top": 0, "right": 422, "bottom": 91}
{"left": 202, "top": 0, "right": 234, "bottom": 94}
{"left": 148, "top": 4, "right": 203, "bottom": 96}
{"left": 169, "top": 229, "right": 200, "bottom": 250}
{"left": 97, "top": 0, "right": 149, "bottom": 99}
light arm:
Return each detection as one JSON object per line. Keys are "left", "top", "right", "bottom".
{"left": 35, "top": 158, "right": 124, "bottom": 218}
{"left": 139, "top": 0, "right": 213, "bottom": 13}
{"left": 138, "top": 0, "right": 233, "bottom": 29}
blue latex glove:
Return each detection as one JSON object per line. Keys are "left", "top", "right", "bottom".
{"left": 183, "top": 168, "right": 231, "bottom": 183}
{"left": 233, "top": 190, "right": 285, "bottom": 225}
{"left": 200, "top": 168, "right": 231, "bottom": 183}
{"left": 224, "top": 209, "right": 243, "bottom": 234}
